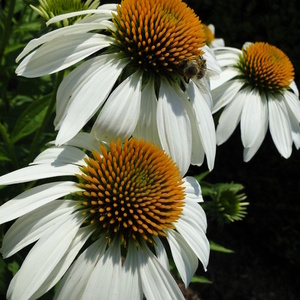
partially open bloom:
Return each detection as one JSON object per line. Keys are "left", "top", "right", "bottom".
{"left": 16, "top": 0, "right": 221, "bottom": 174}
{"left": 31, "top": 0, "right": 100, "bottom": 27}
{"left": 0, "top": 133, "right": 209, "bottom": 300}
{"left": 203, "top": 24, "right": 225, "bottom": 48}
{"left": 211, "top": 42, "right": 300, "bottom": 161}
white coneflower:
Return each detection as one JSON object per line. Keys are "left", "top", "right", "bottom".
{"left": 16, "top": 0, "right": 221, "bottom": 174}
{"left": 212, "top": 42, "right": 300, "bottom": 161}
{"left": 0, "top": 133, "right": 209, "bottom": 300}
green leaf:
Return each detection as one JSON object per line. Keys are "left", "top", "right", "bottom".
{"left": 0, "top": 257, "right": 7, "bottom": 293}
{"left": 210, "top": 240, "right": 234, "bottom": 253}
{"left": 11, "top": 95, "right": 52, "bottom": 143}
{"left": 191, "top": 275, "right": 212, "bottom": 284}
{"left": 0, "top": 146, "right": 11, "bottom": 162}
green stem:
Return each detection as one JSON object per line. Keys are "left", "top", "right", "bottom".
{"left": 27, "top": 71, "right": 65, "bottom": 163}
{"left": 0, "top": 0, "right": 16, "bottom": 66}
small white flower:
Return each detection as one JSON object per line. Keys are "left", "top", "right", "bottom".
{"left": 0, "top": 133, "right": 209, "bottom": 300}
{"left": 203, "top": 24, "right": 225, "bottom": 48}
{"left": 211, "top": 42, "right": 300, "bottom": 161}
{"left": 16, "top": 0, "right": 221, "bottom": 174}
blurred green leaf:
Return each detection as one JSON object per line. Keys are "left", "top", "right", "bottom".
{"left": 7, "top": 261, "right": 19, "bottom": 276}
{"left": 0, "top": 146, "right": 11, "bottom": 162}
{"left": 0, "top": 257, "right": 7, "bottom": 293}
{"left": 210, "top": 240, "right": 234, "bottom": 253}
{"left": 11, "top": 95, "right": 52, "bottom": 143}
{"left": 191, "top": 275, "right": 212, "bottom": 284}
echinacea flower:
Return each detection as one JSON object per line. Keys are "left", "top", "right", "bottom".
{"left": 211, "top": 42, "right": 300, "bottom": 161}
{"left": 16, "top": 0, "right": 221, "bottom": 174}
{"left": 0, "top": 133, "right": 209, "bottom": 300}
{"left": 203, "top": 24, "right": 225, "bottom": 48}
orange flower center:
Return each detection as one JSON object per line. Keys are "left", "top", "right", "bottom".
{"left": 77, "top": 137, "right": 185, "bottom": 246}
{"left": 238, "top": 42, "right": 294, "bottom": 94}
{"left": 111, "top": 0, "right": 206, "bottom": 77}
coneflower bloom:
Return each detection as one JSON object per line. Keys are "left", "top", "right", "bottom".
{"left": 0, "top": 134, "right": 209, "bottom": 300}
{"left": 203, "top": 24, "right": 225, "bottom": 48}
{"left": 16, "top": 0, "right": 221, "bottom": 174}
{"left": 211, "top": 42, "right": 300, "bottom": 161}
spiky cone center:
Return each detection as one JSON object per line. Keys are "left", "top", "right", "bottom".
{"left": 76, "top": 137, "right": 185, "bottom": 246}
{"left": 237, "top": 42, "right": 294, "bottom": 94}
{"left": 111, "top": 0, "right": 206, "bottom": 77}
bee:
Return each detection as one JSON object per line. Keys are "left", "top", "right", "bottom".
{"left": 178, "top": 56, "right": 207, "bottom": 83}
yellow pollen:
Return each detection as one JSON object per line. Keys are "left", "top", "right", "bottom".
{"left": 77, "top": 137, "right": 185, "bottom": 246}
{"left": 112, "top": 0, "right": 206, "bottom": 76}
{"left": 239, "top": 42, "right": 294, "bottom": 93}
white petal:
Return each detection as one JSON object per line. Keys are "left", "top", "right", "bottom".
{"left": 202, "top": 45, "right": 222, "bottom": 75}
{"left": 0, "top": 164, "right": 79, "bottom": 185}
{"left": 212, "top": 79, "right": 243, "bottom": 113}
{"left": 31, "top": 146, "right": 86, "bottom": 166}
{"left": 157, "top": 79, "right": 192, "bottom": 175}
{"left": 7, "top": 212, "right": 83, "bottom": 300}
{"left": 0, "top": 181, "right": 80, "bottom": 225}
{"left": 82, "top": 239, "right": 122, "bottom": 300}
{"left": 120, "top": 241, "right": 143, "bottom": 300}
{"left": 183, "top": 176, "right": 203, "bottom": 203}
{"left": 92, "top": 71, "right": 142, "bottom": 141}
{"left": 62, "top": 132, "right": 100, "bottom": 152}
{"left": 133, "top": 77, "right": 161, "bottom": 146}
{"left": 175, "top": 214, "right": 210, "bottom": 270}
{"left": 31, "top": 227, "right": 92, "bottom": 299}
{"left": 138, "top": 244, "right": 185, "bottom": 300}
{"left": 241, "top": 89, "right": 265, "bottom": 148}
{"left": 188, "top": 81, "right": 216, "bottom": 170}
{"left": 167, "top": 229, "right": 198, "bottom": 287}
{"left": 16, "top": 33, "right": 112, "bottom": 77}
{"left": 55, "top": 236, "right": 107, "bottom": 300}
{"left": 216, "top": 93, "right": 245, "bottom": 145}
{"left": 283, "top": 90, "right": 300, "bottom": 122}
{"left": 1, "top": 200, "right": 75, "bottom": 257}
{"left": 268, "top": 95, "right": 293, "bottom": 158}
{"left": 243, "top": 94, "right": 268, "bottom": 162}
{"left": 16, "top": 22, "right": 112, "bottom": 63}
{"left": 153, "top": 236, "right": 169, "bottom": 271}
{"left": 290, "top": 80, "right": 299, "bottom": 97}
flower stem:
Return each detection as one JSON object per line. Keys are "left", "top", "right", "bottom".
{"left": 27, "top": 71, "right": 65, "bottom": 164}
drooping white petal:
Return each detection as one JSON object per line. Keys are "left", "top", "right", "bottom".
{"left": 0, "top": 181, "right": 80, "bottom": 225}
{"left": 213, "top": 47, "right": 242, "bottom": 68}
{"left": 16, "top": 21, "right": 112, "bottom": 64}
{"left": 188, "top": 81, "right": 216, "bottom": 170}
{"left": 92, "top": 71, "right": 142, "bottom": 141}
{"left": 55, "top": 54, "right": 128, "bottom": 145}
{"left": 1, "top": 200, "right": 75, "bottom": 258}
{"left": 16, "top": 33, "right": 113, "bottom": 77}
{"left": 153, "top": 236, "right": 169, "bottom": 271}
{"left": 243, "top": 94, "right": 268, "bottom": 162}
{"left": 212, "top": 78, "right": 243, "bottom": 113}
{"left": 0, "top": 163, "right": 79, "bottom": 185}
{"left": 120, "top": 241, "right": 143, "bottom": 300}
{"left": 62, "top": 132, "right": 101, "bottom": 152}
{"left": 31, "top": 146, "right": 86, "bottom": 166}
{"left": 55, "top": 236, "right": 107, "bottom": 300}
{"left": 268, "top": 95, "right": 293, "bottom": 158}
{"left": 157, "top": 78, "right": 192, "bottom": 175}
{"left": 7, "top": 212, "right": 83, "bottom": 300}
{"left": 167, "top": 229, "right": 198, "bottom": 288}
{"left": 241, "top": 89, "right": 265, "bottom": 148}
{"left": 183, "top": 176, "right": 203, "bottom": 203}
{"left": 283, "top": 90, "right": 300, "bottom": 122}
{"left": 31, "top": 227, "right": 92, "bottom": 299}
{"left": 216, "top": 92, "right": 245, "bottom": 145}
{"left": 133, "top": 77, "right": 161, "bottom": 147}
{"left": 82, "top": 239, "right": 123, "bottom": 300}
{"left": 138, "top": 244, "right": 185, "bottom": 300}
{"left": 202, "top": 45, "right": 222, "bottom": 75}
{"left": 289, "top": 81, "right": 299, "bottom": 97}
{"left": 284, "top": 98, "right": 300, "bottom": 149}
{"left": 175, "top": 214, "right": 210, "bottom": 270}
